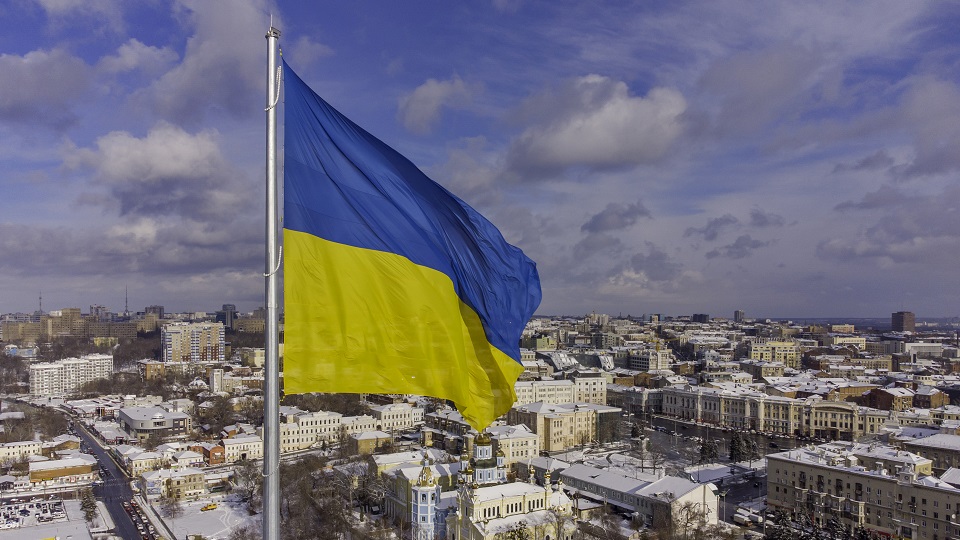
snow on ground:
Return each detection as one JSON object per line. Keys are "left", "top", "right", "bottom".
{"left": 2, "top": 499, "right": 94, "bottom": 540}
{"left": 157, "top": 494, "right": 258, "bottom": 540}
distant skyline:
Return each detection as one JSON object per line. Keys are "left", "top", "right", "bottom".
{"left": 2, "top": 2, "right": 959, "bottom": 318}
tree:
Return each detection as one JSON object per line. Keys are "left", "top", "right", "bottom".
{"left": 728, "top": 431, "right": 745, "bottom": 463}
{"left": 698, "top": 440, "right": 719, "bottom": 465}
{"left": 232, "top": 458, "right": 263, "bottom": 513}
{"left": 80, "top": 487, "right": 98, "bottom": 523}
{"left": 672, "top": 501, "right": 707, "bottom": 540}
{"left": 159, "top": 494, "right": 184, "bottom": 520}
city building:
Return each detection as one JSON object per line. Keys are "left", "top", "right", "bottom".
{"left": 893, "top": 311, "right": 917, "bottom": 333}
{"left": 141, "top": 467, "right": 206, "bottom": 501}
{"left": 29, "top": 353, "right": 113, "bottom": 396}
{"left": 116, "top": 406, "right": 192, "bottom": 443}
{"left": 767, "top": 442, "right": 960, "bottom": 539}
{"left": 161, "top": 322, "right": 225, "bottom": 363}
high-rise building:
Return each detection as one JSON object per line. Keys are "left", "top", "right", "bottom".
{"left": 892, "top": 311, "right": 915, "bottom": 332}
{"left": 162, "top": 322, "right": 225, "bottom": 363}
{"left": 89, "top": 304, "right": 109, "bottom": 322}
{"left": 145, "top": 305, "right": 165, "bottom": 319}
{"left": 734, "top": 309, "right": 745, "bottom": 323}
{"left": 691, "top": 313, "right": 710, "bottom": 323}
{"left": 216, "top": 304, "right": 237, "bottom": 330}
{"left": 29, "top": 353, "right": 114, "bottom": 396}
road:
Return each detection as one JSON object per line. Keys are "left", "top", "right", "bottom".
{"left": 73, "top": 419, "right": 142, "bottom": 540}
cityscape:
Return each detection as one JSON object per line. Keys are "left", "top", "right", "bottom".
{"left": 4, "top": 2, "right": 960, "bottom": 540}
{"left": 3, "top": 306, "right": 960, "bottom": 540}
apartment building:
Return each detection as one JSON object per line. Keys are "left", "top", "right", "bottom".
{"left": 29, "top": 353, "right": 113, "bottom": 396}
{"left": 767, "top": 442, "right": 960, "bottom": 540}
{"left": 161, "top": 322, "right": 225, "bottom": 363}
{"left": 748, "top": 340, "right": 801, "bottom": 369}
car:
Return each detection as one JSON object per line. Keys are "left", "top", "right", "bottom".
{"left": 201, "top": 503, "right": 218, "bottom": 511}
{"left": 769, "top": 442, "right": 779, "bottom": 448}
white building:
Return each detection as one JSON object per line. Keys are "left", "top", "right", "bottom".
{"left": 29, "top": 353, "right": 113, "bottom": 396}
{"left": 370, "top": 402, "right": 425, "bottom": 432}
{"left": 221, "top": 434, "right": 263, "bottom": 463}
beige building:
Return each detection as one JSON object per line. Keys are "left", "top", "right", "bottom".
{"left": 370, "top": 402, "right": 425, "bottom": 432}
{"left": 141, "top": 467, "right": 206, "bottom": 501}
{"left": 662, "top": 384, "right": 900, "bottom": 440}
{"left": 0, "top": 441, "right": 43, "bottom": 463}
{"left": 488, "top": 424, "right": 540, "bottom": 471}
{"left": 748, "top": 340, "right": 801, "bottom": 369}
{"left": 221, "top": 434, "right": 263, "bottom": 463}
{"left": 767, "top": 442, "right": 960, "bottom": 539}
{"left": 739, "top": 359, "right": 785, "bottom": 381}
{"left": 161, "top": 322, "right": 225, "bottom": 363}
{"left": 514, "top": 379, "right": 575, "bottom": 405}
{"left": 29, "top": 455, "right": 97, "bottom": 486}
{"left": 507, "top": 402, "right": 597, "bottom": 453}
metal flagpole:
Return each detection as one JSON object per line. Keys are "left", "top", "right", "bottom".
{"left": 264, "top": 24, "right": 281, "bottom": 540}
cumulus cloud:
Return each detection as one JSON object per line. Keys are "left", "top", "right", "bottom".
{"left": 35, "top": 0, "right": 124, "bottom": 31}
{"left": 629, "top": 243, "right": 681, "bottom": 282}
{"left": 581, "top": 200, "right": 651, "bottom": 234}
{"left": 749, "top": 208, "right": 786, "bottom": 228}
{"left": 288, "top": 35, "right": 335, "bottom": 66}
{"left": 0, "top": 48, "right": 91, "bottom": 128}
{"left": 819, "top": 183, "right": 960, "bottom": 264}
{"left": 0, "top": 219, "right": 260, "bottom": 278}
{"left": 398, "top": 75, "right": 476, "bottom": 134}
{"left": 140, "top": 0, "right": 268, "bottom": 123}
{"left": 97, "top": 39, "right": 179, "bottom": 76}
{"left": 65, "top": 122, "right": 252, "bottom": 220}
{"left": 705, "top": 234, "right": 771, "bottom": 259}
{"left": 506, "top": 75, "right": 686, "bottom": 178}
{"left": 895, "top": 77, "right": 960, "bottom": 179}
{"left": 684, "top": 214, "right": 738, "bottom": 241}
{"left": 572, "top": 233, "right": 623, "bottom": 261}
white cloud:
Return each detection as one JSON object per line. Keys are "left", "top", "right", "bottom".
{"left": 141, "top": 0, "right": 269, "bottom": 123}
{"left": 288, "top": 35, "right": 334, "bottom": 66}
{"left": 0, "top": 48, "right": 91, "bottom": 128}
{"left": 66, "top": 121, "right": 250, "bottom": 220}
{"left": 506, "top": 75, "right": 686, "bottom": 178}
{"left": 97, "top": 39, "right": 179, "bottom": 76}
{"left": 398, "top": 75, "right": 476, "bottom": 134}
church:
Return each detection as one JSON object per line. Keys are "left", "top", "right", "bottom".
{"left": 407, "top": 431, "right": 574, "bottom": 540}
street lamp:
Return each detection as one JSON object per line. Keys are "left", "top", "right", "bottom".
{"left": 719, "top": 489, "right": 728, "bottom": 523}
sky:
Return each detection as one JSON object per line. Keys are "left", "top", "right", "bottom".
{"left": 1, "top": 0, "right": 959, "bottom": 319}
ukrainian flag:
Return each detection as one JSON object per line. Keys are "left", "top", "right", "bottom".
{"left": 282, "top": 61, "right": 541, "bottom": 430}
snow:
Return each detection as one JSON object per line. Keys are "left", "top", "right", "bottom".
{"left": 154, "top": 494, "right": 258, "bottom": 540}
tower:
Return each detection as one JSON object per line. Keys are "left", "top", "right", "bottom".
{"left": 411, "top": 455, "right": 441, "bottom": 540}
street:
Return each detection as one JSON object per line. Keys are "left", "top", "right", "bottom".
{"left": 73, "top": 419, "right": 142, "bottom": 540}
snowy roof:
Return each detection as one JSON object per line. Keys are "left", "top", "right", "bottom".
{"left": 904, "top": 434, "right": 960, "bottom": 451}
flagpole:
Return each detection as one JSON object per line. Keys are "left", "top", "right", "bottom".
{"left": 264, "top": 24, "right": 281, "bottom": 540}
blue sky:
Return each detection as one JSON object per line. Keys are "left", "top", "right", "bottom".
{"left": 1, "top": 0, "right": 959, "bottom": 319}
